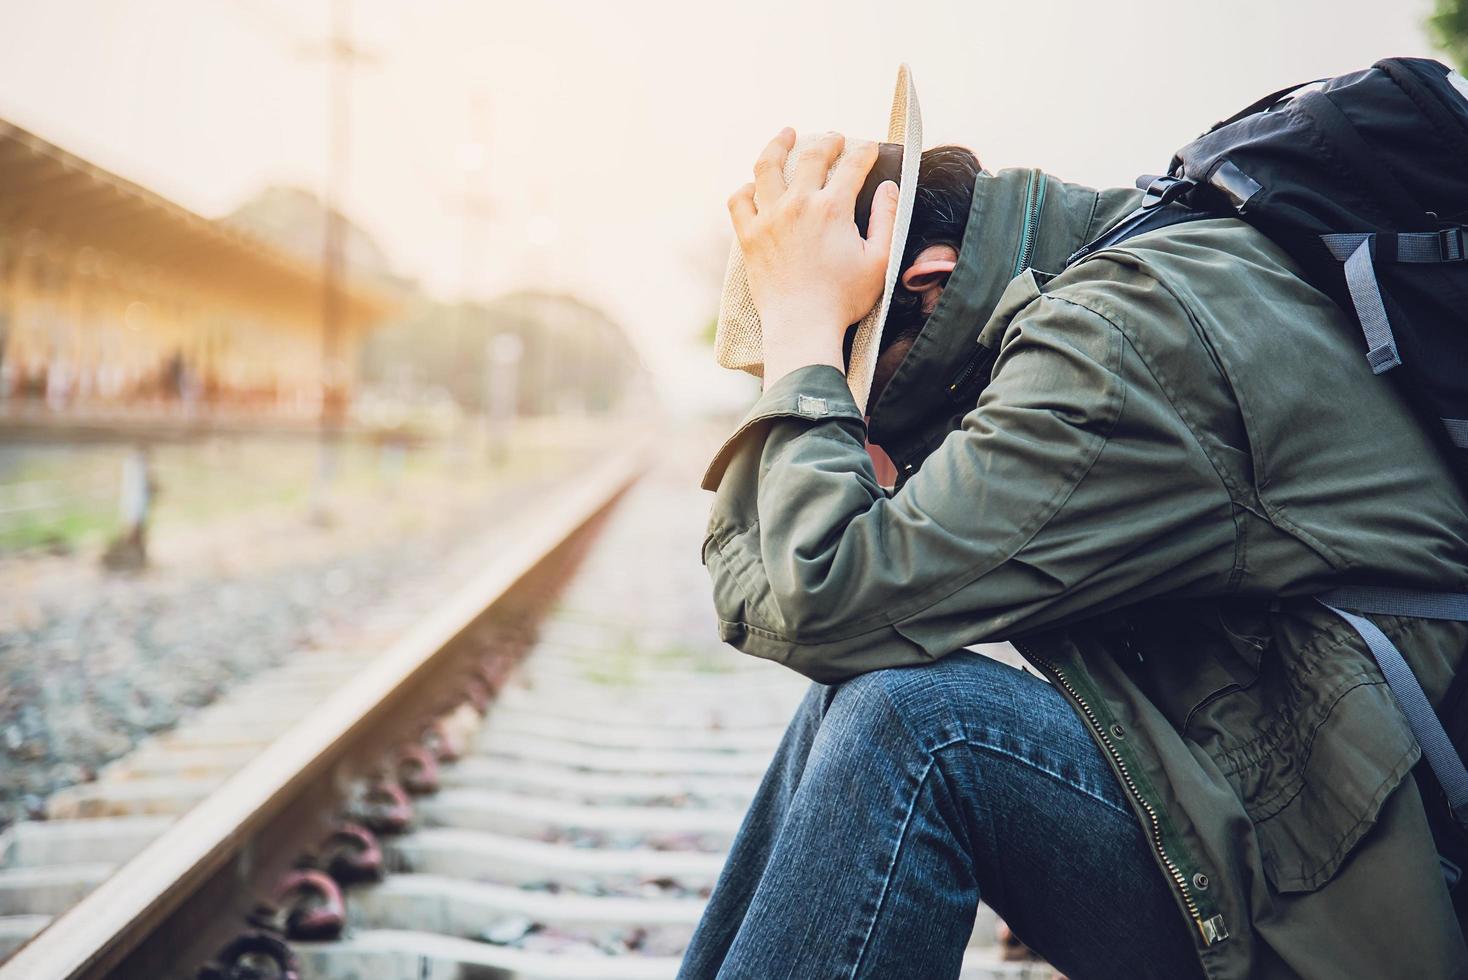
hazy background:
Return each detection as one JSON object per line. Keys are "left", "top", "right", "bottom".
{"left": 0, "top": 0, "right": 1443, "bottom": 413}
{"left": 0, "top": 1, "right": 1459, "bottom": 963}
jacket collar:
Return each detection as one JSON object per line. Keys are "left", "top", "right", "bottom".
{"left": 867, "top": 168, "right": 1139, "bottom": 463}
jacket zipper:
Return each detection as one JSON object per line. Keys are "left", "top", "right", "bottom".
{"left": 1012, "top": 169, "right": 1047, "bottom": 278}
{"left": 1014, "top": 639, "right": 1225, "bottom": 946}
{"left": 947, "top": 344, "right": 994, "bottom": 400}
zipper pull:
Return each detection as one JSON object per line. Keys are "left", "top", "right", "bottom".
{"left": 947, "top": 343, "right": 996, "bottom": 404}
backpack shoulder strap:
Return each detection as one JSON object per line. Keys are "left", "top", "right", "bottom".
{"left": 1066, "top": 191, "right": 1229, "bottom": 268}
{"left": 1318, "top": 587, "right": 1468, "bottom": 828}
{"left": 1204, "top": 76, "right": 1327, "bottom": 133}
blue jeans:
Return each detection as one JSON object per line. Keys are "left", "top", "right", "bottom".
{"left": 679, "top": 650, "right": 1205, "bottom": 980}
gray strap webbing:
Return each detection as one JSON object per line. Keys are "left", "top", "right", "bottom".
{"left": 1323, "top": 229, "right": 1467, "bottom": 264}
{"left": 1443, "top": 418, "right": 1468, "bottom": 449}
{"left": 1322, "top": 232, "right": 1372, "bottom": 258}
{"left": 1395, "top": 230, "right": 1465, "bottom": 263}
{"left": 1320, "top": 235, "right": 1401, "bottom": 374}
{"left": 1317, "top": 590, "right": 1468, "bottom": 825}
{"left": 1320, "top": 586, "right": 1468, "bottom": 620}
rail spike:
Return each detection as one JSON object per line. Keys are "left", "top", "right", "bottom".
{"left": 274, "top": 868, "right": 346, "bottom": 941}
{"left": 353, "top": 776, "right": 414, "bottom": 835}
{"left": 424, "top": 715, "right": 465, "bottom": 761}
{"left": 196, "top": 927, "right": 301, "bottom": 980}
{"left": 320, "top": 820, "right": 384, "bottom": 884}
{"left": 462, "top": 675, "right": 494, "bottom": 715}
{"left": 396, "top": 742, "right": 441, "bottom": 795}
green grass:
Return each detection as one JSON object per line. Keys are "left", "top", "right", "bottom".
{"left": 578, "top": 631, "right": 644, "bottom": 686}
{"left": 0, "top": 432, "right": 578, "bottom": 557}
{"left": 0, "top": 506, "right": 117, "bottom": 553}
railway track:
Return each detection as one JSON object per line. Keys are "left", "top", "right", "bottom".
{"left": 0, "top": 449, "right": 1049, "bottom": 979}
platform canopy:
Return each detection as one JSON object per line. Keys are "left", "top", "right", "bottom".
{"left": 0, "top": 118, "right": 397, "bottom": 328}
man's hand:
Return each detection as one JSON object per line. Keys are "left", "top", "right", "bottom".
{"left": 727, "top": 129, "right": 900, "bottom": 390}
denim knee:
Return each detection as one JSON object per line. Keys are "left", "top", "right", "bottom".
{"left": 820, "top": 655, "right": 981, "bottom": 756}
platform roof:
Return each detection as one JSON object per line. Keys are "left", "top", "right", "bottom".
{"left": 0, "top": 119, "right": 398, "bottom": 327}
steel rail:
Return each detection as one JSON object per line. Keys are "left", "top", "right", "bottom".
{"left": 0, "top": 449, "right": 645, "bottom": 980}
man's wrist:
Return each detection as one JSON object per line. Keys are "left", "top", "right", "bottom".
{"left": 763, "top": 352, "right": 845, "bottom": 390}
{"left": 760, "top": 316, "right": 845, "bottom": 391}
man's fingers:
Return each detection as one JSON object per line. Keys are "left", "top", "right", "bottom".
{"left": 790, "top": 131, "right": 845, "bottom": 192}
{"left": 864, "top": 180, "right": 901, "bottom": 263}
{"left": 727, "top": 183, "right": 756, "bottom": 240}
{"left": 824, "top": 138, "right": 878, "bottom": 204}
{"left": 753, "top": 128, "right": 795, "bottom": 208}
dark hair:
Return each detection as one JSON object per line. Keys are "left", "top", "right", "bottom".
{"left": 879, "top": 145, "right": 982, "bottom": 352}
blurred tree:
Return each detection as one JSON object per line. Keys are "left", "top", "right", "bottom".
{"left": 1428, "top": 0, "right": 1468, "bottom": 69}
{"left": 230, "top": 185, "right": 642, "bottom": 418}
{"left": 227, "top": 186, "right": 406, "bottom": 293}
{"left": 360, "top": 291, "right": 643, "bottom": 416}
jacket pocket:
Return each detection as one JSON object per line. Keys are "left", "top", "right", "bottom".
{"left": 1205, "top": 605, "right": 1420, "bottom": 893}
{"left": 1246, "top": 677, "right": 1418, "bottom": 893}
{"left": 1121, "top": 599, "right": 1266, "bottom": 739}
{"left": 1138, "top": 599, "right": 1419, "bottom": 893}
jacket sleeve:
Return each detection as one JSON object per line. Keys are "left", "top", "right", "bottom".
{"left": 700, "top": 285, "right": 1240, "bottom": 683}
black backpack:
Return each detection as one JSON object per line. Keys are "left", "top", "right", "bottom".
{"left": 1071, "top": 57, "right": 1468, "bottom": 468}
{"left": 1066, "top": 57, "right": 1468, "bottom": 901}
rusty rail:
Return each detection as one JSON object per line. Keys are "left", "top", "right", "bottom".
{"left": 0, "top": 449, "right": 645, "bottom": 980}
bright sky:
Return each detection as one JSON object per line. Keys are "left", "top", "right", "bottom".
{"left": 0, "top": 0, "right": 1444, "bottom": 412}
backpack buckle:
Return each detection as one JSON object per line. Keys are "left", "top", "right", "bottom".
{"left": 1140, "top": 176, "right": 1193, "bottom": 210}
{"left": 1439, "top": 226, "right": 1465, "bottom": 262}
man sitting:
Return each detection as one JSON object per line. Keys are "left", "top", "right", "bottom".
{"left": 681, "top": 99, "right": 1468, "bottom": 978}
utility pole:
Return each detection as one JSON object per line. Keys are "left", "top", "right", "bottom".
{"left": 303, "top": 0, "right": 375, "bottom": 522}
{"left": 230, "top": 0, "right": 378, "bottom": 518}
{"left": 451, "top": 96, "right": 495, "bottom": 461}
{"left": 456, "top": 95, "right": 494, "bottom": 308}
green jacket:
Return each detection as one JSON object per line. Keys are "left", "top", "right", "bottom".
{"left": 700, "top": 168, "right": 1468, "bottom": 979}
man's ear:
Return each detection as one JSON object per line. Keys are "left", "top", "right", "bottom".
{"left": 900, "top": 244, "right": 958, "bottom": 315}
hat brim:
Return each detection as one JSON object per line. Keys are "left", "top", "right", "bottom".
{"left": 713, "top": 64, "right": 922, "bottom": 414}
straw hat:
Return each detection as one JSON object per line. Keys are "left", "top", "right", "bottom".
{"left": 714, "top": 64, "right": 922, "bottom": 413}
